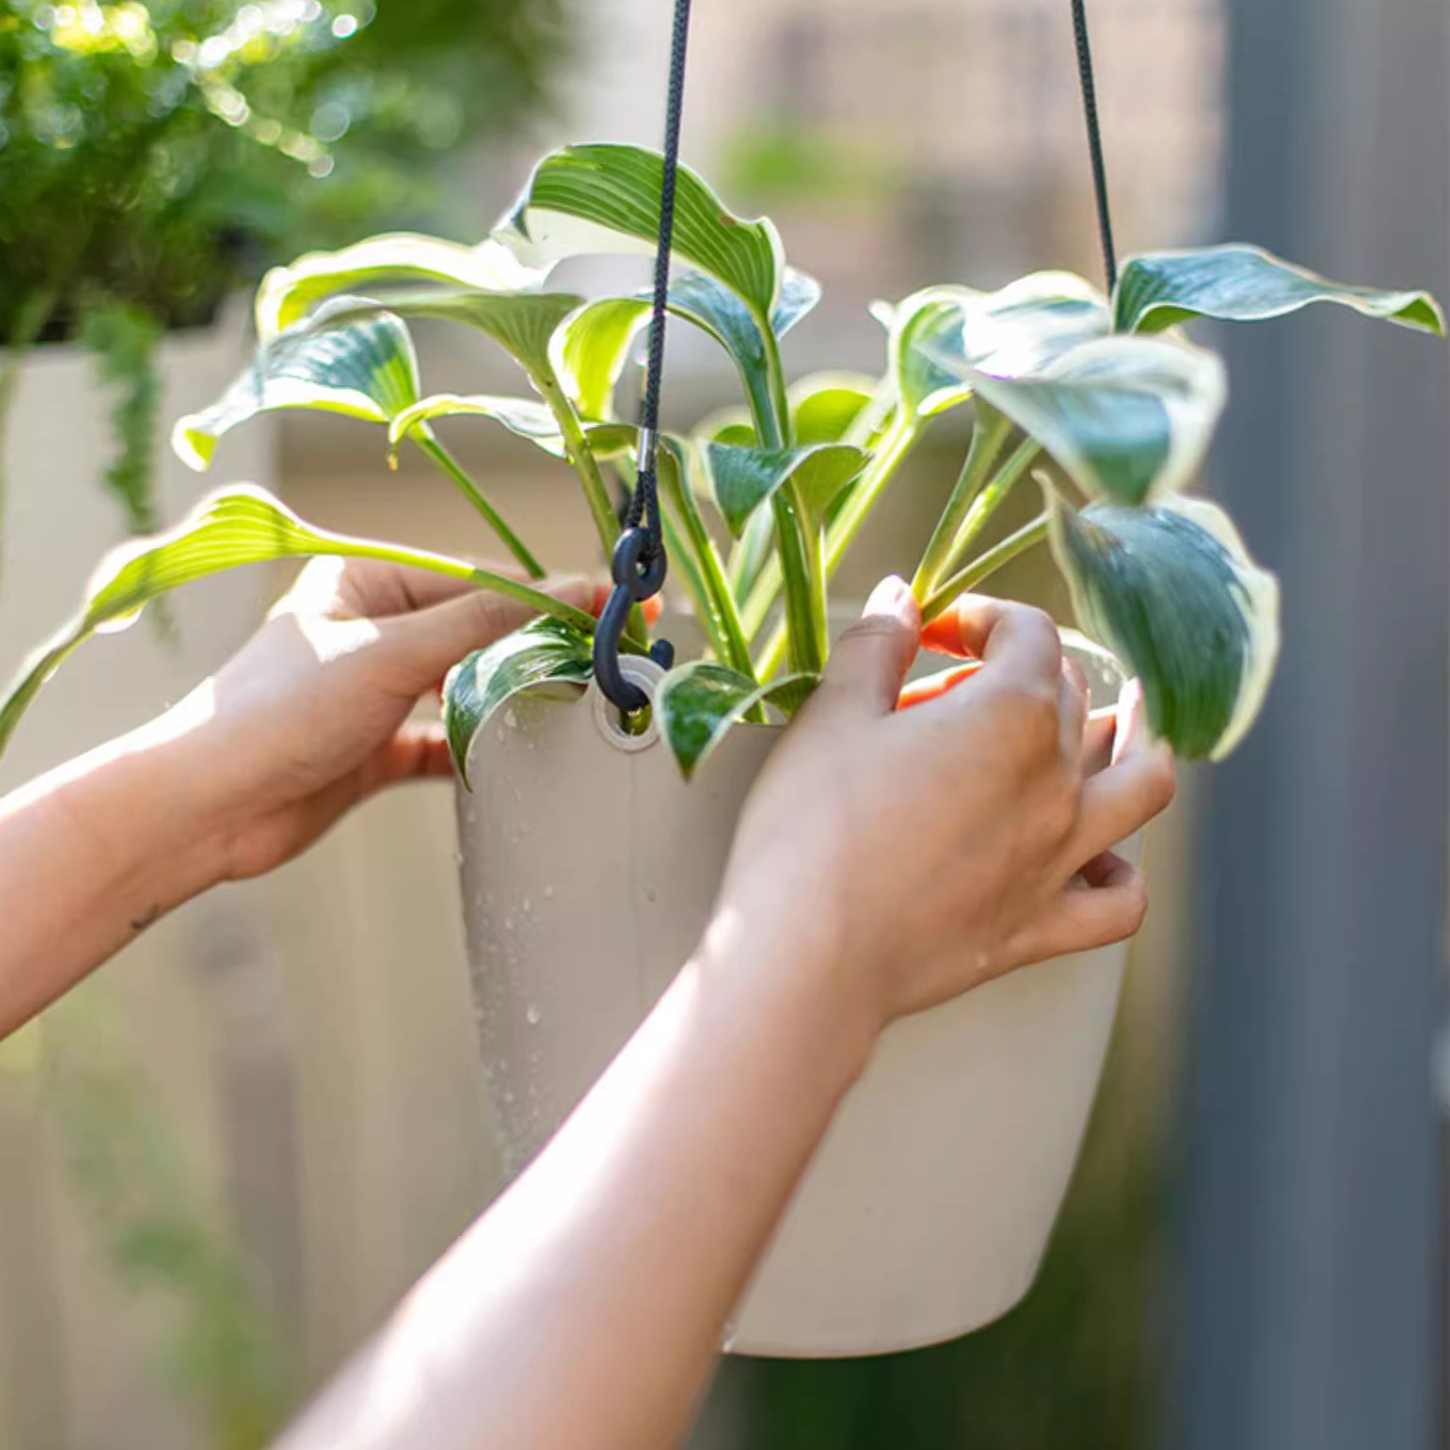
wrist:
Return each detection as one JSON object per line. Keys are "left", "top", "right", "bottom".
{"left": 692, "top": 900, "right": 883, "bottom": 1095}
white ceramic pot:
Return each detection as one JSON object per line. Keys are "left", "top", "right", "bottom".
{"left": 457, "top": 648, "right": 1132, "bottom": 1358}
{"left": 0, "top": 299, "right": 275, "bottom": 789}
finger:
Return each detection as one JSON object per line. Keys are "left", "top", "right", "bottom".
{"left": 1058, "top": 657, "right": 1089, "bottom": 761}
{"left": 376, "top": 578, "right": 595, "bottom": 696}
{"left": 924, "top": 594, "right": 1062, "bottom": 690}
{"left": 1082, "top": 707, "right": 1117, "bottom": 776}
{"left": 817, "top": 576, "right": 920, "bottom": 718}
{"left": 1013, "top": 852, "right": 1149, "bottom": 963}
{"left": 589, "top": 583, "right": 664, "bottom": 626}
{"left": 357, "top": 724, "right": 456, "bottom": 796}
{"left": 1111, "top": 677, "right": 1147, "bottom": 767}
{"left": 1068, "top": 725, "right": 1176, "bottom": 864}
{"left": 898, "top": 661, "right": 985, "bottom": 711}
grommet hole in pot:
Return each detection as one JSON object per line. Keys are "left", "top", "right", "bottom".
{"left": 590, "top": 657, "right": 666, "bottom": 754}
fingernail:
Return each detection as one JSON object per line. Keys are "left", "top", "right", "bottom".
{"left": 1112, "top": 678, "right": 1147, "bottom": 765}
{"left": 864, "top": 575, "right": 915, "bottom": 627}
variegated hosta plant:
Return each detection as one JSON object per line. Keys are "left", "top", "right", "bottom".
{"left": 1, "top": 144, "right": 1443, "bottom": 775}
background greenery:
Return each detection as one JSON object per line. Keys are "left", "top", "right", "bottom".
{"left": 0, "top": 0, "right": 568, "bottom": 535}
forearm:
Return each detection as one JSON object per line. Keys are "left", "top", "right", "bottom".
{"left": 278, "top": 911, "right": 877, "bottom": 1450}
{"left": 0, "top": 706, "right": 221, "bottom": 1037}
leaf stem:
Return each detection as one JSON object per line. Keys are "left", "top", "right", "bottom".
{"left": 945, "top": 437, "right": 1041, "bottom": 563}
{"left": 751, "top": 415, "right": 920, "bottom": 678}
{"left": 771, "top": 486, "right": 828, "bottom": 674}
{"left": 412, "top": 431, "right": 545, "bottom": 579}
{"left": 910, "top": 409, "right": 1012, "bottom": 599}
{"left": 532, "top": 368, "right": 621, "bottom": 560}
{"left": 920, "top": 513, "right": 1050, "bottom": 623}
{"left": 658, "top": 452, "right": 756, "bottom": 677}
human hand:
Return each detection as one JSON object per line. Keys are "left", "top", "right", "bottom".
{"left": 167, "top": 558, "right": 594, "bottom": 883}
{"left": 712, "top": 576, "right": 1176, "bottom": 1036}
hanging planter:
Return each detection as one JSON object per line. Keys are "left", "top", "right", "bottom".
{"left": 0, "top": 105, "right": 1441, "bottom": 1359}
{"left": 458, "top": 639, "right": 1138, "bottom": 1355}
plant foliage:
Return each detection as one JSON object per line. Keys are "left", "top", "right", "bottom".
{"left": 2, "top": 143, "right": 1443, "bottom": 773}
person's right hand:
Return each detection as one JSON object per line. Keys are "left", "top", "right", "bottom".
{"left": 712, "top": 576, "right": 1176, "bottom": 1035}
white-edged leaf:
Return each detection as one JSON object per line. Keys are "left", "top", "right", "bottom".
{"left": 497, "top": 144, "right": 785, "bottom": 328}
{"left": 386, "top": 393, "right": 561, "bottom": 453}
{"left": 656, "top": 662, "right": 818, "bottom": 778}
{"left": 553, "top": 266, "right": 820, "bottom": 436}
{"left": 255, "top": 233, "right": 538, "bottom": 339}
{"left": 172, "top": 298, "right": 420, "bottom": 471}
{"left": 443, "top": 617, "right": 595, "bottom": 786}
{"left": 1049, "top": 491, "right": 1280, "bottom": 760}
{"left": 881, "top": 273, "right": 1112, "bottom": 424}
{"left": 1115, "top": 243, "right": 1446, "bottom": 337}
{"left": 772, "top": 269, "right": 822, "bottom": 336}
{"left": 0, "top": 487, "right": 597, "bottom": 761}
{"left": 551, "top": 297, "right": 652, "bottom": 421}
{"left": 704, "top": 442, "right": 869, "bottom": 536}
{"left": 316, "top": 288, "right": 583, "bottom": 381}
{"left": 963, "top": 336, "right": 1227, "bottom": 504}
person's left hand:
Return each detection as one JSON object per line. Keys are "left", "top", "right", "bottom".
{"left": 166, "top": 558, "right": 595, "bottom": 882}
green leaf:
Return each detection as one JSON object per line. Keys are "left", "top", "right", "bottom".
{"left": 772, "top": 269, "right": 822, "bottom": 336}
{"left": 880, "top": 273, "right": 1112, "bottom": 424}
{"left": 656, "top": 662, "right": 818, "bottom": 779}
{"left": 1049, "top": 492, "right": 1280, "bottom": 760}
{"left": 172, "top": 298, "right": 420, "bottom": 471}
{"left": 703, "top": 442, "right": 869, "bottom": 536}
{"left": 498, "top": 144, "right": 786, "bottom": 328}
{"left": 963, "top": 336, "right": 1227, "bottom": 504}
{"left": 443, "top": 617, "right": 595, "bottom": 787}
{"left": 316, "top": 288, "right": 583, "bottom": 383}
{"left": 789, "top": 373, "right": 876, "bottom": 444}
{"left": 1115, "top": 243, "right": 1446, "bottom": 337}
{"left": 552, "top": 297, "right": 653, "bottom": 420}
{"left": 387, "top": 393, "right": 561, "bottom": 454}
{"left": 550, "top": 265, "right": 818, "bottom": 438}
{"left": 0, "top": 487, "right": 599, "bottom": 762}
{"left": 255, "top": 233, "right": 539, "bottom": 339}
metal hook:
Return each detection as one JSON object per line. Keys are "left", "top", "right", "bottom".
{"left": 593, "top": 526, "right": 674, "bottom": 717}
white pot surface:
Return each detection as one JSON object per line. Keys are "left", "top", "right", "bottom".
{"left": 457, "top": 651, "right": 1132, "bottom": 1358}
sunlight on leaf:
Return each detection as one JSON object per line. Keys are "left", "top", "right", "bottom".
{"left": 704, "top": 442, "right": 869, "bottom": 536}
{"left": 173, "top": 298, "right": 420, "bottom": 470}
{"left": 255, "top": 233, "right": 539, "bottom": 338}
{"left": 0, "top": 488, "right": 596, "bottom": 761}
{"left": 497, "top": 144, "right": 785, "bottom": 328}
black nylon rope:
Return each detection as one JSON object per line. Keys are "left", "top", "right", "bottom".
{"left": 627, "top": 0, "right": 693, "bottom": 556}
{"left": 1070, "top": 0, "right": 1118, "bottom": 294}
{"left": 592, "top": 0, "right": 692, "bottom": 715}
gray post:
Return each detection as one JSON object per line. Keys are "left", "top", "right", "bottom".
{"left": 1176, "top": 1, "right": 1450, "bottom": 1448}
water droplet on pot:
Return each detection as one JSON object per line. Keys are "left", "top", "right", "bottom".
{"left": 526, "top": 1004, "right": 541, "bottom": 1026}
{"left": 521, "top": 896, "right": 532, "bottom": 915}
{"left": 503, "top": 917, "right": 514, "bottom": 932}
{"left": 643, "top": 884, "right": 657, "bottom": 903}
{"left": 543, "top": 884, "right": 555, "bottom": 899}
{"left": 504, "top": 708, "right": 518, "bottom": 730}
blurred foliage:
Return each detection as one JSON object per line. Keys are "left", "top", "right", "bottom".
{"left": 0, "top": 0, "right": 568, "bottom": 559}
{"left": 721, "top": 123, "right": 898, "bottom": 209}
{"left": 0, "top": 0, "right": 568, "bottom": 343}
{"left": 41, "top": 986, "right": 293, "bottom": 1450}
